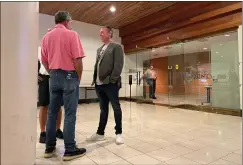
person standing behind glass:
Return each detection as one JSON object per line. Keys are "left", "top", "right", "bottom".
{"left": 142, "top": 65, "right": 157, "bottom": 99}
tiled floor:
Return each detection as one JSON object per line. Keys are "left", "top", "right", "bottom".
{"left": 36, "top": 101, "right": 242, "bottom": 165}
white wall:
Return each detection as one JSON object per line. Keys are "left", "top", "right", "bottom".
{"left": 39, "top": 13, "right": 126, "bottom": 99}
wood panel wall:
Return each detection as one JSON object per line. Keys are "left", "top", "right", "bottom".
{"left": 150, "top": 52, "right": 211, "bottom": 96}
{"left": 121, "top": 2, "right": 242, "bottom": 54}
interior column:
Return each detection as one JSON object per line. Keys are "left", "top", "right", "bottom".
{"left": 1, "top": 2, "right": 39, "bottom": 164}
{"left": 238, "top": 25, "right": 242, "bottom": 109}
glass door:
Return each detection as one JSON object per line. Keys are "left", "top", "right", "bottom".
{"left": 136, "top": 49, "right": 153, "bottom": 104}
{"left": 168, "top": 43, "right": 185, "bottom": 108}
{"left": 183, "top": 39, "right": 211, "bottom": 108}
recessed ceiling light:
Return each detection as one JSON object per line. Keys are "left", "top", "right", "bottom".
{"left": 203, "top": 48, "right": 208, "bottom": 50}
{"left": 221, "top": 56, "right": 224, "bottom": 58}
{"left": 110, "top": 6, "right": 116, "bottom": 12}
{"left": 216, "top": 52, "right": 219, "bottom": 54}
{"left": 220, "top": 44, "right": 223, "bottom": 46}
{"left": 224, "top": 34, "right": 230, "bottom": 37}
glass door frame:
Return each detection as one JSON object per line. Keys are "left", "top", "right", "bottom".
{"left": 167, "top": 42, "right": 186, "bottom": 109}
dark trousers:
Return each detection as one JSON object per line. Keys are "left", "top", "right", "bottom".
{"left": 95, "top": 83, "right": 122, "bottom": 135}
{"left": 38, "top": 75, "right": 50, "bottom": 106}
{"left": 38, "top": 75, "right": 64, "bottom": 107}
{"left": 147, "top": 79, "right": 156, "bottom": 97}
{"left": 46, "top": 70, "right": 79, "bottom": 152}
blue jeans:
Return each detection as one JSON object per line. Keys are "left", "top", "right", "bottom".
{"left": 76, "top": 83, "right": 80, "bottom": 102}
{"left": 46, "top": 70, "right": 79, "bottom": 152}
{"left": 146, "top": 79, "right": 156, "bottom": 97}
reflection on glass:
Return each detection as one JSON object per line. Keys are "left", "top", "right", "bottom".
{"left": 124, "top": 50, "right": 153, "bottom": 103}
{"left": 211, "top": 39, "right": 240, "bottom": 109}
{"left": 182, "top": 31, "right": 240, "bottom": 110}
{"left": 167, "top": 43, "right": 185, "bottom": 107}
{"left": 136, "top": 50, "right": 153, "bottom": 103}
{"left": 124, "top": 30, "right": 240, "bottom": 111}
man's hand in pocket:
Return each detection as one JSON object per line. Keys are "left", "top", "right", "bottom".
{"left": 38, "top": 76, "right": 43, "bottom": 82}
{"left": 91, "top": 81, "right": 95, "bottom": 86}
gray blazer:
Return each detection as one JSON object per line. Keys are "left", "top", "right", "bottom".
{"left": 93, "top": 42, "right": 124, "bottom": 85}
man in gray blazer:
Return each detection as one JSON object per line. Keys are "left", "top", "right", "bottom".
{"left": 88, "top": 26, "right": 124, "bottom": 144}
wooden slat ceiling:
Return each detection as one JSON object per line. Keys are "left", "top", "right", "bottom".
{"left": 39, "top": 2, "right": 242, "bottom": 54}
{"left": 120, "top": 2, "right": 242, "bottom": 54}
{"left": 39, "top": 1, "right": 176, "bottom": 29}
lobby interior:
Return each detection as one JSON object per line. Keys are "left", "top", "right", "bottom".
{"left": 1, "top": 1, "right": 242, "bottom": 165}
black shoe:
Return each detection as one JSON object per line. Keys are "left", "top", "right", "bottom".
{"left": 44, "top": 147, "right": 56, "bottom": 158}
{"left": 152, "top": 96, "right": 157, "bottom": 99}
{"left": 39, "top": 132, "right": 46, "bottom": 144}
{"left": 63, "top": 147, "right": 86, "bottom": 161}
{"left": 56, "top": 129, "right": 64, "bottom": 139}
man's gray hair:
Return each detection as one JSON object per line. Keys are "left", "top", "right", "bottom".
{"left": 55, "top": 11, "right": 71, "bottom": 24}
{"left": 104, "top": 26, "right": 113, "bottom": 38}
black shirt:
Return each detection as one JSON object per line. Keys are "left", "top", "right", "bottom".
{"left": 38, "top": 60, "right": 41, "bottom": 73}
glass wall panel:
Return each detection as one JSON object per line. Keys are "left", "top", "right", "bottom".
{"left": 136, "top": 49, "right": 153, "bottom": 103}
{"left": 183, "top": 31, "right": 240, "bottom": 110}
{"left": 123, "top": 49, "right": 153, "bottom": 105}
{"left": 183, "top": 39, "right": 211, "bottom": 107}
{"left": 124, "top": 30, "right": 241, "bottom": 112}
{"left": 149, "top": 47, "right": 169, "bottom": 105}
{"left": 124, "top": 52, "right": 137, "bottom": 100}
{"left": 167, "top": 43, "right": 185, "bottom": 108}
{"left": 210, "top": 33, "right": 240, "bottom": 109}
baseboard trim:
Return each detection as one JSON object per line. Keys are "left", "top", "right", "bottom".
{"left": 78, "top": 98, "right": 99, "bottom": 104}
{"left": 39, "top": 97, "right": 242, "bottom": 117}
{"left": 121, "top": 97, "right": 242, "bottom": 117}
{"left": 78, "top": 97, "right": 127, "bottom": 104}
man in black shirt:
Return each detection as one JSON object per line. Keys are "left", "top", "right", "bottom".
{"left": 38, "top": 60, "right": 64, "bottom": 143}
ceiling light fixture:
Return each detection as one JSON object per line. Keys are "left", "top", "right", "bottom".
{"left": 110, "top": 6, "right": 116, "bottom": 12}
{"left": 224, "top": 34, "right": 230, "bottom": 37}
{"left": 203, "top": 48, "right": 208, "bottom": 50}
{"left": 216, "top": 52, "right": 219, "bottom": 54}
